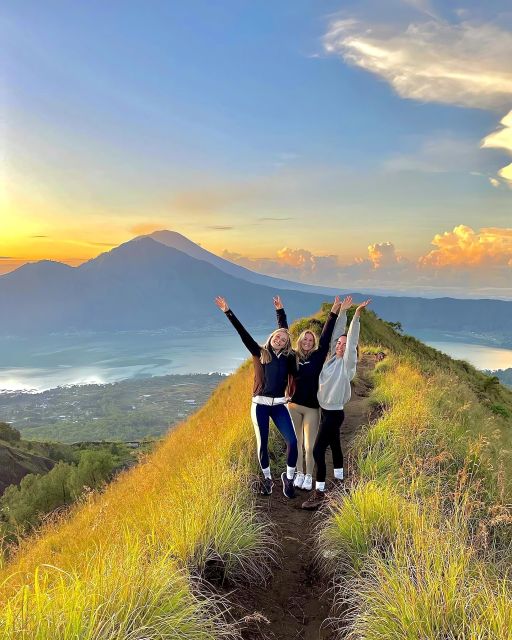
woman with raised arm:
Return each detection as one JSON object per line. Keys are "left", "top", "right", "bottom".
{"left": 214, "top": 296, "right": 298, "bottom": 499}
{"left": 302, "top": 298, "right": 371, "bottom": 510}
{"left": 273, "top": 295, "right": 353, "bottom": 491}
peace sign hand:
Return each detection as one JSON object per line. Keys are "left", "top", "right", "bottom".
{"left": 273, "top": 295, "right": 283, "bottom": 310}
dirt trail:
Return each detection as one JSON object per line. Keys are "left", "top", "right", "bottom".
{"left": 236, "top": 355, "right": 375, "bottom": 640}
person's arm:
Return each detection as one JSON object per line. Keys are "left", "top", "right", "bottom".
{"left": 343, "top": 299, "right": 371, "bottom": 380}
{"left": 273, "top": 295, "right": 288, "bottom": 329}
{"left": 317, "top": 296, "right": 341, "bottom": 355}
{"left": 328, "top": 295, "right": 353, "bottom": 357}
{"left": 215, "top": 296, "right": 261, "bottom": 357}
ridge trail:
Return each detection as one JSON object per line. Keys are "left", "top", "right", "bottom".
{"left": 237, "top": 355, "right": 375, "bottom": 640}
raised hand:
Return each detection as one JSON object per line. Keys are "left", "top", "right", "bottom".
{"left": 273, "top": 295, "right": 283, "bottom": 310}
{"left": 354, "top": 298, "right": 371, "bottom": 317}
{"left": 331, "top": 295, "right": 341, "bottom": 313}
{"left": 340, "top": 295, "right": 353, "bottom": 311}
{"left": 215, "top": 296, "right": 229, "bottom": 312}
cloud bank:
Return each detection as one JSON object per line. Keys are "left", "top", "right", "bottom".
{"left": 222, "top": 225, "right": 512, "bottom": 297}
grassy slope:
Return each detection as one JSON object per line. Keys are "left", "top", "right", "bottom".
{"left": 0, "top": 363, "right": 274, "bottom": 639}
{"left": 315, "top": 307, "right": 512, "bottom": 639}
{"left": 1, "top": 306, "right": 511, "bottom": 638}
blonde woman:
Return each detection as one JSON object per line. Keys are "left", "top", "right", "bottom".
{"left": 274, "top": 295, "right": 353, "bottom": 490}
{"left": 214, "top": 296, "right": 298, "bottom": 499}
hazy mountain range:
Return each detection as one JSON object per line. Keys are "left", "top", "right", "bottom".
{"left": 1, "top": 230, "right": 511, "bottom": 343}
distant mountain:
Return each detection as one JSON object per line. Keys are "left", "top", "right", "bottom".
{"left": 146, "top": 230, "right": 339, "bottom": 295}
{"left": 1, "top": 232, "right": 512, "bottom": 341}
{"left": 0, "top": 237, "right": 326, "bottom": 335}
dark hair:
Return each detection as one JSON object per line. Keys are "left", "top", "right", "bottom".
{"left": 337, "top": 333, "right": 359, "bottom": 359}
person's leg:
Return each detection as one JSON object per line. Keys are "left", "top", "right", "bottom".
{"left": 270, "top": 404, "right": 298, "bottom": 473}
{"left": 287, "top": 403, "right": 305, "bottom": 474}
{"left": 250, "top": 403, "right": 271, "bottom": 476}
{"left": 302, "top": 409, "right": 333, "bottom": 510}
{"left": 328, "top": 409, "right": 345, "bottom": 479}
{"left": 312, "top": 409, "right": 332, "bottom": 488}
{"left": 303, "top": 407, "right": 320, "bottom": 479}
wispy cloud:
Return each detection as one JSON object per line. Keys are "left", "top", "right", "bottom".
{"left": 384, "top": 134, "right": 482, "bottom": 174}
{"left": 323, "top": 13, "right": 512, "bottom": 185}
{"left": 207, "top": 225, "right": 233, "bottom": 231}
{"left": 323, "top": 18, "right": 512, "bottom": 110}
{"left": 257, "top": 217, "right": 295, "bottom": 222}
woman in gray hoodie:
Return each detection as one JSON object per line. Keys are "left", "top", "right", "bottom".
{"left": 302, "top": 298, "right": 371, "bottom": 510}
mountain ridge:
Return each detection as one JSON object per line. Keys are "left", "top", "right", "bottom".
{"left": 1, "top": 232, "right": 512, "bottom": 342}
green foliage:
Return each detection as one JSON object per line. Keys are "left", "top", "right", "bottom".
{"left": 0, "top": 451, "right": 116, "bottom": 532}
{"left": 490, "top": 403, "right": 511, "bottom": 418}
{"left": 0, "top": 422, "right": 20, "bottom": 443}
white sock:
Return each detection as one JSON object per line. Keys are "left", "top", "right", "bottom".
{"left": 316, "top": 481, "right": 326, "bottom": 492}
{"left": 286, "top": 466, "right": 295, "bottom": 480}
{"left": 262, "top": 467, "right": 271, "bottom": 479}
{"left": 334, "top": 468, "right": 344, "bottom": 480}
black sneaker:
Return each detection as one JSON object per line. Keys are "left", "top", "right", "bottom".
{"left": 261, "top": 477, "right": 274, "bottom": 495}
{"left": 281, "top": 472, "right": 295, "bottom": 499}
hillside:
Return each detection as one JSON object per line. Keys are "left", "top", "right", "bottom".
{"left": 0, "top": 442, "right": 55, "bottom": 495}
{"left": 0, "top": 307, "right": 510, "bottom": 639}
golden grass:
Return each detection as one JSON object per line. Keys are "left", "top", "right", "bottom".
{"left": 320, "top": 354, "right": 512, "bottom": 639}
{"left": 0, "top": 363, "right": 276, "bottom": 639}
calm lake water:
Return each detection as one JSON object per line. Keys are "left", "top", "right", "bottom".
{"left": 0, "top": 329, "right": 270, "bottom": 392}
{"left": 421, "top": 341, "right": 512, "bottom": 371}
{"left": 1, "top": 330, "right": 511, "bottom": 392}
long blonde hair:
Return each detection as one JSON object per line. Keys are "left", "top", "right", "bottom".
{"left": 260, "top": 328, "right": 292, "bottom": 364}
{"left": 295, "top": 329, "right": 319, "bottom": 365}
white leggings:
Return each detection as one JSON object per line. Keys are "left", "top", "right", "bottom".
{"left": 287, "top": 403, "right": 320, "bottom": 476}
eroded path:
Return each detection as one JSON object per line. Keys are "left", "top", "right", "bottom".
{"left": 236, "top": 355, "right": 375, "bottom": 640}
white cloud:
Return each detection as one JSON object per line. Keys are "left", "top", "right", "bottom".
{"left": 481, "top": 109, "right": 512, "bottom": 185}
{"left": 324, "top": 14, "right": 512, "bottom": 186}
{"left": 324, "top": 18, "right": 512, "bottom": 110}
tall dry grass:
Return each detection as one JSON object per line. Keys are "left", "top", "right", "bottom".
{"left": 319, "top": 354, "right": 512, "bottom": 639}
{"left": 0, "top": 363, "right": 277, "bottom": 639}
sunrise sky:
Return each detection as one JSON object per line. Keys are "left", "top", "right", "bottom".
{"left": 1, "top": 1, "right": 512, "bottom": 296}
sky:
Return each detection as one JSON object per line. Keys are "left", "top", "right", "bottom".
{"left": 1, "top": 0, "right": 512, "bottom": 297}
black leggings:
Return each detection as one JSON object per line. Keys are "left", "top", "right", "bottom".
{"left": 313, "top": 408, "right": 345, "bottom": 482}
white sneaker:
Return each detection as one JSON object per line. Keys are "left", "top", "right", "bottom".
{"left": 302, "top": 474, "right": 313, "bottom": 491}
{"left": 293, "top": 472, "right": 305, "bottom": 488}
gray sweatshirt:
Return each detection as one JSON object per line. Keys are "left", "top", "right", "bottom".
{"left": 317, "top": 311, "right": 360, "bottom": 411}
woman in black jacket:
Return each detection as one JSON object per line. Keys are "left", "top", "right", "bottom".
{"left": 274, "top": 295, "right": 352, "bottom": 490}
{"left": 215, "top": 296, "right": 298, "bottom": 499}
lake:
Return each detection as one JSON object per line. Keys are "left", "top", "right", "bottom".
{"left": 1, "top": 329, "right": 511, "bottom": 392}
{"left": 421, "top": 340, "right": 512, "bottom": 370}
{"left": 0, "top": 329, "right": 271, "bottom": 392}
